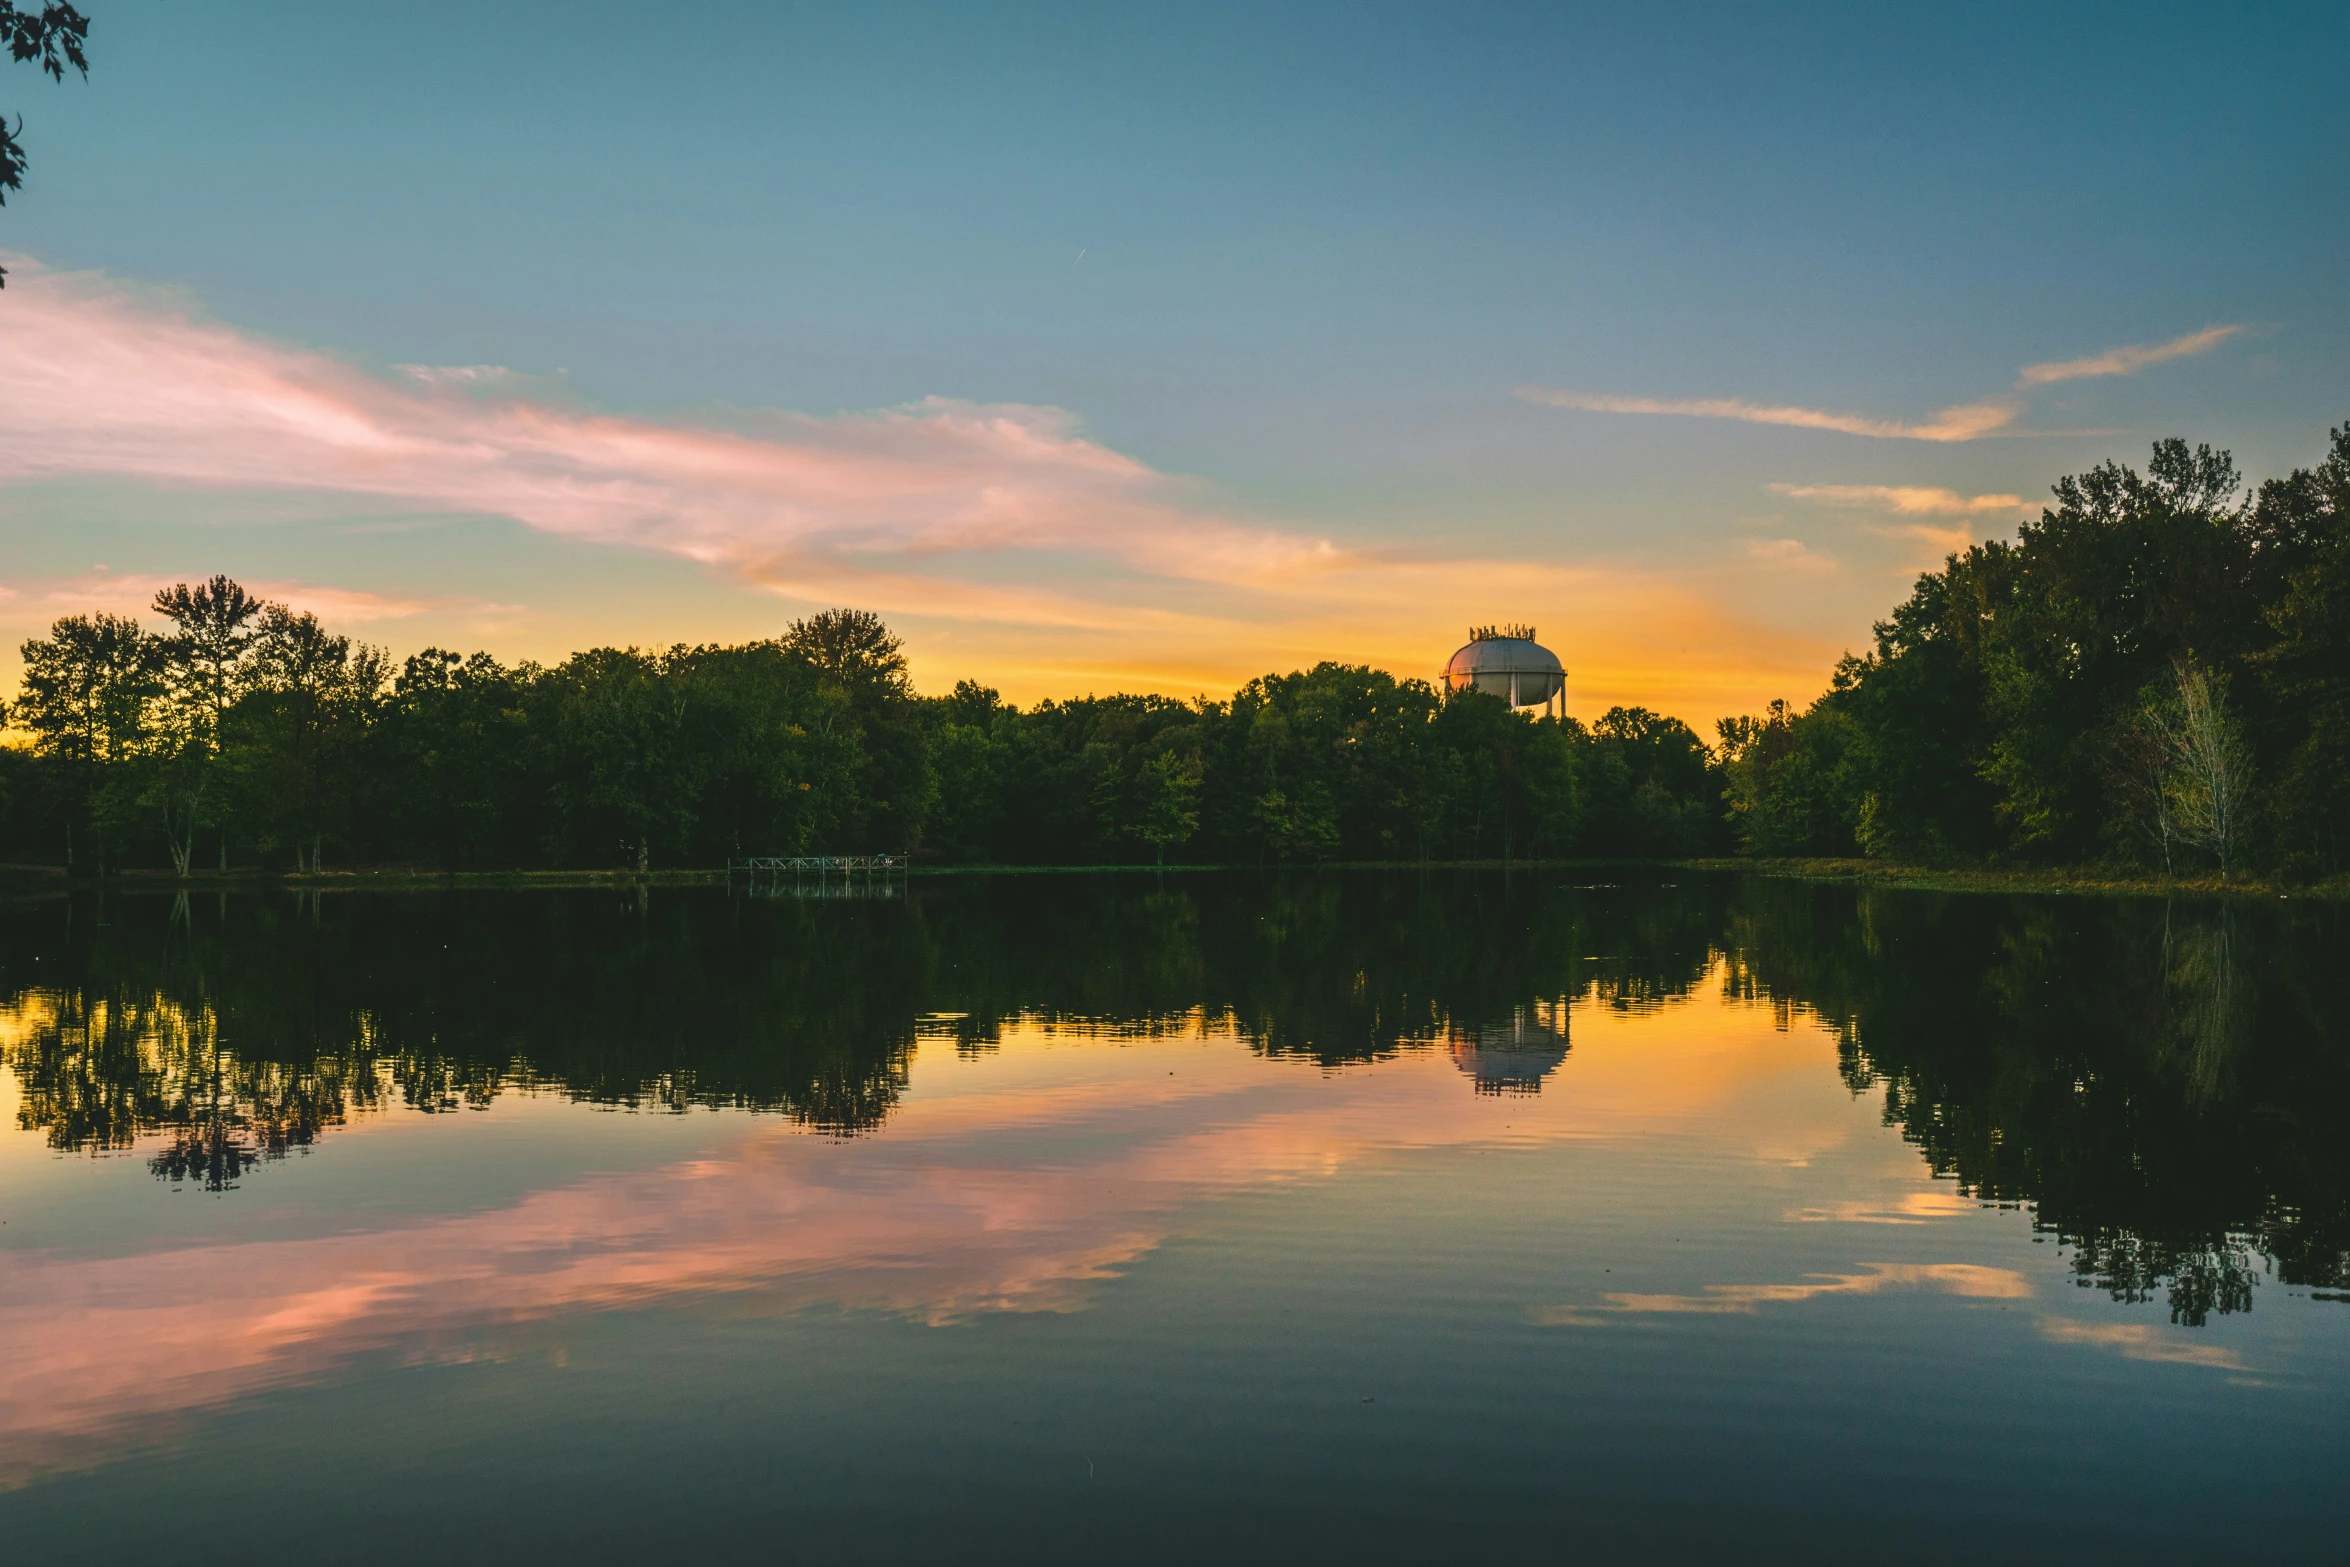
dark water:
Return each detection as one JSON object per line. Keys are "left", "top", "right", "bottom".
{"left": 1, "top": 872, "right": 2344, "bottom": 1563}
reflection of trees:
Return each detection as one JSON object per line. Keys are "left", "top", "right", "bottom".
{"left": 888, "top": 871, "right": 1720, "bottom": 1070}
{"left": 0, "top": 873, "right": 1729, "bottom": 1181}
{"left": 1724, "top": 881, "right": 2350, "bottom": 1323}
{"left": 1, "top": 889, "right": 928, "bottom": 1166}
{"left": 4, "top": 991, "right": 382, "bottom": 1191}
{"left": 11, "top": 872, "right": 2338, "bottom": 1314}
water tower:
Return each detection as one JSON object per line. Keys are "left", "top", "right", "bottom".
{"left": 1448, "top": 1003, "right": 1570, "bottom": 1095}
{"left": 1444, "top": 624, "right": 1566, "bottom": 718}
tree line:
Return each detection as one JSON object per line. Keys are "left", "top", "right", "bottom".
{"left": 0, "top": 587, "right": 1726, "bottom": 872}
{"left": 3, "top": 422, "right": 2345, "bottom": 876}
{"left": 1718, "top": 425, "right": 2350, "bottom": 879}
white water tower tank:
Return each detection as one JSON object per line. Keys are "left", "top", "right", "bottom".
{"left": 1443, "top": 625, "right": 1565, "bottom": 715}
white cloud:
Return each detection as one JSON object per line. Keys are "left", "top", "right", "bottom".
{"left": 1521, "top": 322, "right": 2242, "bottom": 448}
{"left": 1516, "top": 387, "right": 2018, "bottom": 442}
{"left": 2018, "top": 324, "right": 2242, "bottom": 387}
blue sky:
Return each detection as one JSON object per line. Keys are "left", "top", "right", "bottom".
{"left": 2, "top": 1, "right": 2342, "bottom": 715}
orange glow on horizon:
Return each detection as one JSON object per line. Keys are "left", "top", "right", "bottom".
{"left": 0, "top": 977, "right": 1966, "bottom": 1483}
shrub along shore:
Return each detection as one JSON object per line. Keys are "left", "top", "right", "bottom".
{"left": 6, "top": 426, "right": 2346, "bottom": 884}
{"left": 4, "top": 857, "right": 2341, "bottom": 904}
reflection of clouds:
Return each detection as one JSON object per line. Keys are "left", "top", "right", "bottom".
{"left": 0, "top": 984, "right": 2043, "bottom": 1487}
{"left": 2036, "top": 1317, "right": 2244, "bottom": 1370}
{"left": 0, "top": 1022, "right": 1595, "bottom": 1484}
{"left": 1533, "top": 1263, "right": 2031, "bottom": 1326}
{"left": 1782, "top": 1189, "right": 1980, "bottom": 1225}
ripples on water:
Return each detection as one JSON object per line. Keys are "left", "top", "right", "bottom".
{"left": 0, "top": 873, "right": 2343, "bottom": 1562}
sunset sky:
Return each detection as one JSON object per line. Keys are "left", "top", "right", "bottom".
{"left": 2, "top": 1, "right": 2343, "bottom": 722}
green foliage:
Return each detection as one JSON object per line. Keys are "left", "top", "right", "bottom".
{"left": 56, "top": 415, "right": 2350, "bottom": 885}
{"left": 1718, "top": 424, "right": 2350, "bottom": 877}
{"left": 1135, "top": 751, "right": 1201, "bottom": 864}
{"left": 1718, "top": 699, "right": 1861, "bottom": 856}
{"left": 10, "top": 610, "right": 160, "bottom": 870}
{"left": 2249, "top": 425, "right": 2350, "bottom": 876}
{"left": 8, "top": 598, "right": 1734, "bottom": 869}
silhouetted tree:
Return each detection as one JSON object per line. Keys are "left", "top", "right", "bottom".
{"left": 0, "top": 2, "right": 89, "bottom": 285}
{"left": 149, "top": 576, "right": 266, "bottom": 873}
{"left": 13, "top": 610, "right": 156, "bottom": 870}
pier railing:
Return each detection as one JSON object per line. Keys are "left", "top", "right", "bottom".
{"left": 729, "top": 855, "right": 902, "bottom": 875}
{"left": 726, "top": 855, "right": 906, "bottom": 896}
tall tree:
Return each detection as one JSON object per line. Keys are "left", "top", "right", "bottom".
{"left": 779, "top": 609, "right": 932, "bottom": 850}
{"left": 13, "top": 611, "right": 156, "bottom": 870}
{"left": 2249, "top": 424, "right": 2350, "bottom": 876}
{"left": 2139, "top": 657, "right": 2253, "bottom": 877}
{"left": 1134, "top": 751, "right": 1201, "bottom": 865}
{"left": 149, "top": 576, "right": 266, "bottom": 872}
{"left": 782, "top": 608, "right": 911, "bottom": 703}
{"left": 242, "top": 604, "right": 387, "bottom": 871}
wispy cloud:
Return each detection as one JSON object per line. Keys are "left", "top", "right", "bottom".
{"left": 1770, "top": 483, "right": 2032, "bottom": 516}
{"left": 1768, "top": 483, "right": 2033, "bottom": 565}
{"left": 0, "top": 262, "right": 1330, "bottom": 602}
{"left": 1740, "top": 537, "right": 1838, "bottom": 576}
{"left": 1522, "top": 322, "right": 2242, "bottom": 446}
{"left": 0, "top": 258, "right": 1850, "bottom": 722}
{"left": 24, "top": 571, "right": 433, "bottom": 622}
{"left": 1516, "top": 387, "right": 2017, "bottom": 442}
{"left": 2018, "top": 324, "right": 2242, "bottom": 387}
{"left": 10, "top": 569, "right": 518, "bottom": 627}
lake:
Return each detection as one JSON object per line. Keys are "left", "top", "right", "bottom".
{"left": 1, "top": 871, "right": 2344, "bottom": 1562}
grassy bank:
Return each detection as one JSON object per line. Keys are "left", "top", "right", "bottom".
{"left": 1680, "top": 856, "right": 2350, "bottom": 901}
{"left": 3, "top": 857, "right": 2343, "bottom": 900}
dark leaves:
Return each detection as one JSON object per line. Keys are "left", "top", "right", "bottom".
{"left": 0, "top": 2, "right": 92, "bottom": 283}
{"left": 1, "top": 3, "right": 90, "bottom": 80}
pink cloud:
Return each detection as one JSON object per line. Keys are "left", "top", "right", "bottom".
{"left": 1518, "top": 386, "right": 2020, "bottom": 443}
{"left": 1769, "top": 483, "right": 2033, "bottom": 516}
{"left": 25, "top": 570, "right": 434, "bottom": 622}
{"left": 0, "top": 261, "right": 1319, "bottom": 592}
{"left": 0, "top": 975, "right": 1871, "bottom": 1483}
{"left": 0, "top": 1028, "right": 1554, "bottom": 1483}
{"left": 0, "top": 258, "right": 1848, "bottom": 723}
{"left": 2017, "top": 324, "right": 2242, "bottom": 387}
{"left": 1534, "top": 1262, "right": 2032, "bottom": 1323}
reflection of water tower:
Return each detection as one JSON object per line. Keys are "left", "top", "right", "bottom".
{"left": 1444, "top": 625, "right": 1566, "bottom": 718}
{"left": 1448, "top": 1001, "right": 1570, "bottom": 1095}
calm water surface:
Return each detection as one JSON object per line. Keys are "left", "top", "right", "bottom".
{"left": 1, "top": 872, "right": 2344, "bottom": 1562}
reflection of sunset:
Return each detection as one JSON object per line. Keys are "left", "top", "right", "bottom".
{"left": 0, "top": 982, "right": 1898, "bottom": 1483}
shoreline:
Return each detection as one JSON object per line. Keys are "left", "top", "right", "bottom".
{"left": 1, "top": 857, "right": 2341, "bottom": 900}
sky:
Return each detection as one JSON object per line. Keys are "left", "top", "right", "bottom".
{"left": 1, "top": 1, "right": 2344, "bottom": 722}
